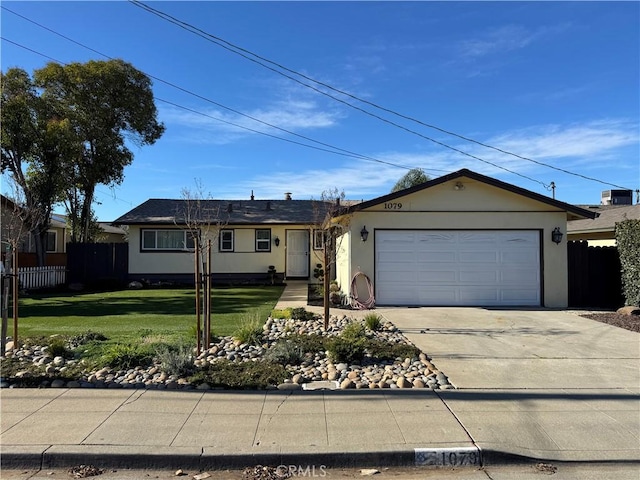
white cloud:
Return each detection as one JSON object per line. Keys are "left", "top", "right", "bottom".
{"left": 217, "top": 118, "right": 639, "bottom": 199}
{"left": 486, "top": 119, "right": 639, "bottom": 162}
{"left": 159, "top": 97, "right": 342, "bottom": 145}
{"left": 458, "top": 23, "right": 573, "bottom": 58}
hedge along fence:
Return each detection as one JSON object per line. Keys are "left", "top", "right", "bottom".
{"left": 615, "top": 219, "right": 640, "bottom": 307}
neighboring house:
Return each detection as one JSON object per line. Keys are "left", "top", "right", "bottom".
{"left": 115, "top": 168, "right": 596, "bottom": 308}
{"left": 334, "top": 169, "right": 595, "bottom": 309}
{"left": 1, "top": 194, "right": 27, "bottom": 252}
{"left": 113, "top": 196, "right": 332, "bottom": 285}
{"left": 567, "top": 204, "right": 640, "bottom": 246}
{"left": 1, "top": 194, "right": 125, "bottom": 268}
{"left": 97, "top": 222, "right": 128, "bottom": 243}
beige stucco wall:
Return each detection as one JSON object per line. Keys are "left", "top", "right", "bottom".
{"left": 341, "top": 177, "right": 571, "bottom": 308}
{"left": 128, "top": 224, "right": 316, "bottom": 277}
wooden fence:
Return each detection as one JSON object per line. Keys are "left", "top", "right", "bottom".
{"left": 568, "top": 241, "right": 624, "bottom": 309}
{"left": 17, "top": 265, "right": 67, "bottom": 290}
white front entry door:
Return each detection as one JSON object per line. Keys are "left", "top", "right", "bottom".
{"left": 375, "top": 230, "right": 541, "bottom": 306}
{"left": 286, "top": 230, "right": 309, "bottom": 278}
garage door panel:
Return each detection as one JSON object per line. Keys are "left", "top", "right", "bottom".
{"left": 418, "top": 288, "right": 458, "bottom": 304}
{"left": 378, "top": 251, "right": 416, "bottom": 263}
{"left": 501, "top": 269, "right": 539, "bottom": 284}
{"left": 459, "top": 289, "right": 500, "bottom": 303}
{"left": 459, "top": 270, "right": 498, "bottom": 283}
{"left": 502, "top": 251, "right": 538, "bottom": 263}
{"left": 416, "top": 252, "right": 457, "bottom": 262}
{"left": 417, "top": 270, "right": 457, "bottom": 283}
{"left": 501, "top": 289, "right": 540, "bottom": 303}
{"left": 375, "top": 230, "right": 540, "bottom": 306}
{"left": 458, "top": 251, "right": 499, "bottom": 263}
{"left": 417, "top": 233, "right": 455, "bottom": 244}
{"left": 458, "top": 232, "right": 499, "bottom": 244}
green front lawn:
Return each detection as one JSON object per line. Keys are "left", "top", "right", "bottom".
{"left": 9, "top": 286, "right": 285, "bottom": 341}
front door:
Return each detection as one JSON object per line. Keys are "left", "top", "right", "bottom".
{"left": 286, "top": 230, "right": 309, "bottom": 278}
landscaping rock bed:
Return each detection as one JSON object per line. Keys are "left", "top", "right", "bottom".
{"left": 0, "top": 314, "right": 452, "bottom": 390}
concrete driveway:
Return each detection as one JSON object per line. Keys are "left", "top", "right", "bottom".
{"left": 377, "top": 307, "right": 640, "bottom": 389}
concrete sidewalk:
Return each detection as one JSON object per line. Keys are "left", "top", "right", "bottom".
{"left": 1, "top": 282, "right": 639, "bottom": 470}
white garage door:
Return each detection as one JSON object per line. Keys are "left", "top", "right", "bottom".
{"left": 375, "top": 230, "right": 540, "bottom": 306}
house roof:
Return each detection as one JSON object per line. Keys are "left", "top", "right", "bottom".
{"left": 568, "top": 204, "right": 640, "bottom": 235}
{"left": 341, "top": 168, "right": 597, "bottom": 220}
{"left": 98, "top": 222, "right": 128, "bottom": 235}
{"left": 113, "top": 199, "right": 333, "bottom": 226}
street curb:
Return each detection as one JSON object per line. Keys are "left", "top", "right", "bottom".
{"left": 4, "top": 447, "right": 640, "bottom": 471}
{"left": 1, "top": 449, "right": 418, "bottom": 470}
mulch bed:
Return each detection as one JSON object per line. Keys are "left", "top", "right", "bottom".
{"left": 580, "top": 312, "right": 640, "bottom": 333}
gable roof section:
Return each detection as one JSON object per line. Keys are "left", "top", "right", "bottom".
{"left": 568, "top": 204, "right": 639, "bottom": 235}
{"left": 113, "top": 199, "right": 333, "bottom": 225}
{"left": 342, "top": 168, "right": 597, "bottom": 220}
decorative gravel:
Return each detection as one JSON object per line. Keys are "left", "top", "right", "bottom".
{"left": 0, "top": 314, "right": 452, "bottom": 391}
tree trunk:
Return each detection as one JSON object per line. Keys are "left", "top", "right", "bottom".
{"left": 80, "top": 186, "right": 95, "bottom": 243}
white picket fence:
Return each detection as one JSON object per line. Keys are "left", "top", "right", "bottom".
{"left": 17, "top": 266, "right": 66, "bottom": 290}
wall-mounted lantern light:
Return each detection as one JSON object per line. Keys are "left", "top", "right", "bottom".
{"left": 360, "top": 226, "right": 369, "bottom": 242}
{"left": 274, "top": 236, "right": 280, "bottom": 247}
{"left": 454, "top": 181, "right": 465, "bottom": 191}
{"left": 551, "top": 227, "right": 563, "bottom": 245}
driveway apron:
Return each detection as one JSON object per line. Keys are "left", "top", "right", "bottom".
{"left": 379, "top": 307, "right": 640, "bottom": 462}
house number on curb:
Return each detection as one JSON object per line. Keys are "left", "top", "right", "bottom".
{"left": 414, "top": 447, "right": 481, "bottom": 467}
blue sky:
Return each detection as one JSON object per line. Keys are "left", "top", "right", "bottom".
{"left": 2, "top": 1, "right": 639, "bottom": 221}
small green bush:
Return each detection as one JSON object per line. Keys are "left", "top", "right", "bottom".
{"left": 326, "top": 322, "right": 368, "bottom": 364}
{"left": 326, "top": 337, "right": 366, "bottom": 364}
{"left": 366, "top": 340, "right": 421, "bottom": 361}
{"left": 363, "top": 313, "right": 382, "bottom": 331}
{"left": 264, "top": 340, "right": 305, "bottom": 365}
{"left": 341, "top": 321, "right": 366, "bottom": 340}
{"left": 270, "top": 308, "right": 292, "bottom": 319}
{"left": 233, "top": 317, "right": 263, "bottom": 346}
{"left": 190, "top": 359, "right": 287, "bottom": 389}
{"left": 45, "top": 337, "right": 72, "bottom": 359}
{"left": 68, "top": 331, "right": 108, "bottom": 349}
{"left": 265, "top": 334, "right": 327, "bottom": 365}
{"left": 291, "top": 307, "right": 315, "bottom": 321}
{"left": 100, "top": 344, "right": 154, "bottom": 370}
{"left": 155, "top": 343, "right": 195, "bottom": 377}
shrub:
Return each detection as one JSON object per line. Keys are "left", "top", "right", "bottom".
{"left": 270, "top": 308, "right": 292, "bottom": 319}
{"left": 366, "top": 340, "right": 421, "bottom": 361}
{"left": 363, "top": 313, "right": 382, "bottom": 331}
{"left": 616, "top": 219, "right": 640, "bottom": 306}
{"left": 264, "top": 334, "right": 327, "bottom": 365}
{"left": 326, "top": 322, "right": 367, "bottom": 364}
{"left": 291, "top": 307, "right": 315, "bottom": 321}
{"left": 233, "top": 316, "right": 263, "bottom": 346}
{"left": 100, "top": 343, "right": 154, "bottom": 370}
{"left": 45, "top": 337, "right": 72, "bottom": 359}
{"left": 264, "top": 340, "right": 305, "bottom": 365}
{"left": 341, "top": 321, "right": 366, "bottom": 340}
{"left": 190, "top": 359, "right": 287, "bottom": 389}
{"left": 155, "top": 343, "right": 195, "bottom": 377}
{"left": 68, "top": 331, "right": 108, "bottom": 349}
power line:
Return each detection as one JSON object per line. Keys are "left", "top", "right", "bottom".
{"left": 129, "top": 0, "right": 634, "bottom": 192}
{"left": 1, "top": 7, "right": 434, "bottom": 174}
{"left": 128, "top": 1, "right": 549, "bottom": 188}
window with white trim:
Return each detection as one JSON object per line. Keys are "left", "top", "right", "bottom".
{"left": 219, "top": 229, "right": 234, "bottom": 252}
{"left": 141, "top": 229, "right": 195, "bottom": 251}
{"left": 255, "top": 229, "right": 271, "bottom": 252}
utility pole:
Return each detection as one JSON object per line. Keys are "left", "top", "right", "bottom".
{"left": 550, "top": 181, "right": 556, "bottom": 199}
